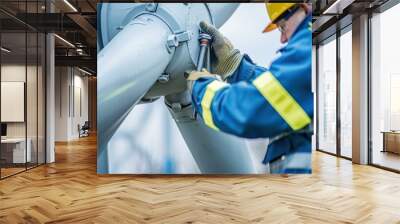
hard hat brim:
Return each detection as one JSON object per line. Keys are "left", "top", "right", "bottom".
{"left": 262, "top": 23, "right": 277, "bottom": 33}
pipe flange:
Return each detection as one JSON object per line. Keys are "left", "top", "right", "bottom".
{"left": 117, "top": 4, "right": 193, "bottom": 55}
{"left": 121, "top": 4, "right": 183, "bottom": 36}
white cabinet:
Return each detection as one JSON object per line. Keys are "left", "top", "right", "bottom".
{"left": 1, "top": 138, "right": 32, "bottom": 163}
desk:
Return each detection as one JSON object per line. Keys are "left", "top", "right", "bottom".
{"left": 382, "top": 131, "right": 400, "bottom": 155}
{"left": 1, "top": 138, "right": 31, "bottom": 163}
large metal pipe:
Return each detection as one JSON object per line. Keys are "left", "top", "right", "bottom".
{"left": 97, "top": 3, "right": 251, "bottom": 173}
{"left": 167, "top": 104, "right": 256, "bottom": 174}
{"left": 97, "top": 14, "right": 174, "bottom": 173}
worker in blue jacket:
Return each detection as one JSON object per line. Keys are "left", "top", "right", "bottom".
{"left": 187, "top": 3, "right": 313, "bottom": 174}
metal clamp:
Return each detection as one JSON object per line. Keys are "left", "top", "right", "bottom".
{"left": 145, "top": 3, "right": 158, "bottom": 12}
{"left": 166, "top": 31, "right": 191, "bottom": 53}
{"left": 176, "top": 31, "right": 191, "bottom": 43}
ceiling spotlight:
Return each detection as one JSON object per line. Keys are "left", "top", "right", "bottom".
{"left": 75, "top": 42, "right": 83, "bottom": 47}
{"left": 322, "top": 0, "right": 354, "bottom": 15}
{"left": 1, "top": 47, "right": 11, "bottom": 53}
{"left": 54, "top": 34, "right": 75, "bottom": 48}
{"left": 63, "top": 0, "right": 78, "bottom": 12}
{"left": 78, "top": 67, "right": 93, "bottom": 76}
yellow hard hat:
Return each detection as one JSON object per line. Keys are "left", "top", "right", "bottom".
{"left": 263, "top": 3, "right": 296, "bottom": 33}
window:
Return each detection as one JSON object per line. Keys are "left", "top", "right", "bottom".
{"left": 371, "top": 3, "right": 400, "bottom": 171}
{"left": 0, "top": 1, "right": 47, "bottom": 179}
{"left": 339, "top": 29, "right": 352, "bottom": 158}
{"left": 317, "top": 37, "right": 337, "bottom": 154}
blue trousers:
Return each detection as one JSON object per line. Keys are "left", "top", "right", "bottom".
{"left": 268, "top": 152, "right": 311, "bottom": 174}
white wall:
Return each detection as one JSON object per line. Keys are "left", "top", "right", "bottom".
{"left": 55, "top": 67, "right": 89, "bottom": 141}
{"left": 1, "top": 65, "right": 41, "bottom": 138}
{"left": 1, "top": 65, "right": 26, "bottom": 140}
{"left": 1, "top": 63, "right": 46, "bottom": 164}
{"left": 55, "top": 67, "right": 68, "bottom": 141}
{"left": 71, "top": 73, "right": 89, "bottom": 138}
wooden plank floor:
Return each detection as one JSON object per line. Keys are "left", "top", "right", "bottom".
{"left": 1, "top": 135, "right": 400, "bottom": 224}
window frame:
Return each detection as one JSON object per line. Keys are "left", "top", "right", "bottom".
{"left": 315, "top": 24, "right": 353, "bottom": 161}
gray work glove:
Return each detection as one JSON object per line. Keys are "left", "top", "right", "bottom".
{"left": 200, "top": 21, "right": 243, "bottom": 81}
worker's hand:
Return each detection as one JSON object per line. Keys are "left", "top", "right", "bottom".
{"left": 186, "top": 69, "right": 216, "bottom": 93}
{"left": 187, "top": 69, "right": 216, "bottom": 81}
{"left": 200, "top": 21, "right": 243, "bottom": 81}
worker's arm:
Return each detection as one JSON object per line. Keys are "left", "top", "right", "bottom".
{"left": 226, "top": 54, "right": 267, "bottom": 84}
{"left": 191, "top": 17, "right": 312, "bottom": 139}
{"left": 192, "top": 74, "right": 312, "bottom": 138}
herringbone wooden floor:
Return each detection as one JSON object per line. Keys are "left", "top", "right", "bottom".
{"left": 1, "top": 135, "right": 400, "bottom": 224}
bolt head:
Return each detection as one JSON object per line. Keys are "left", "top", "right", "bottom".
{"left": 158, "top": 73, "right": 170, "bottom": 83}
{"left": 167, "top": 35, "right": 179, "bottom": 48}
{"left": 171, "top": 103, "right": 182, "bottom": 112}
{"left": 145, "top": 3, "right": 157, "bottom": 12}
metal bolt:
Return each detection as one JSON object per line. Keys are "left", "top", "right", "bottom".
{"left": 166, "top": 34, "right": 179, "bottom": 53}
{"left": 171, "top": 103, "right": 182, "bottom": 112}
{"left": 158, "top": 73, "right": 170, "bottom": 83}
{"left": 145, "top": 3, "right": 158, "bottom": 12}
{"left": 167, "top": 35, "right": 179, "bottom": 48}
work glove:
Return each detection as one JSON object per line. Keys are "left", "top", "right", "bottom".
{"left": 200, "top": 21, "right": 243, "bottom": 81}
{"left": 187, "top": 69, "right": 216, "bottom": 81}
{"left": 186, "top": 69, "right": 216, "bottom": 94}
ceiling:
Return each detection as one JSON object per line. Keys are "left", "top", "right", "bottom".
{"left": 1, "top": 0, "right": 398, "bottom": 73}
{"left": 312, "top": 0, "right": 392, "bottom": 44}
{"left": 0, "top": 0, "right": 97, "bottom": 74}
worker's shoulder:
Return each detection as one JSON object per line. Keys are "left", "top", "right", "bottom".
{"left": 291, "top": 16, "right": 312, "bottom": 43}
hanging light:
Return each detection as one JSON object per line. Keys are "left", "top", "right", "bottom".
{"left": 78, "top": 67, "right": 93, "bottom": 76}
{"left": 1, "top": 47, "right": 11, "bottom": 53}
{"left": 54, "top": 34, "right": 75, "bottom": 48}
{"left": 63, "top": 0, "right": 78, "bottom": 12}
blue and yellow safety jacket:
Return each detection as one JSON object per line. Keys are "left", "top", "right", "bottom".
{"left": 191, "top": 15, "right": 313, "bottom": 170}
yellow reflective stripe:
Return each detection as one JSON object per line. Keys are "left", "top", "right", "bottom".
{"left": 253, "top": 72, "right": 311, "bottom": 130}
{"left": 201, "top": 80, "right": 228, "bottom": 130}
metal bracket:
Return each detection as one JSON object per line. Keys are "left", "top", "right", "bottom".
{"left": 145, "top": 3, "right": 158, "bottom": 12}
{"left": 175, "top": 31, "right": 191, "bottom": 43}
{"left": 166, "top": 31, "right": 191, "bottom": 53}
